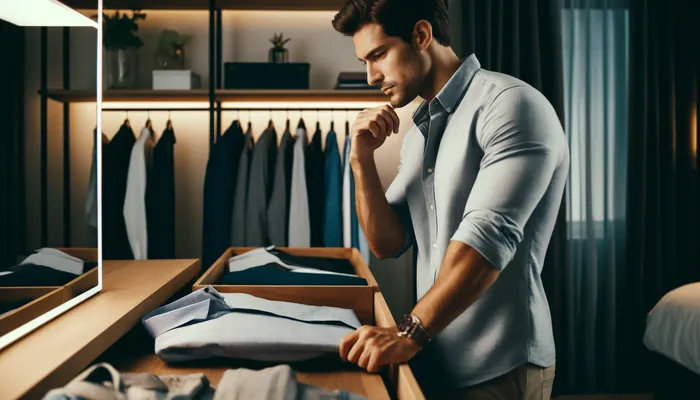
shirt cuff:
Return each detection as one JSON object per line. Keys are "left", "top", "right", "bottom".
{"left": 450, "top": 209, "right": 524, "bottom": 271}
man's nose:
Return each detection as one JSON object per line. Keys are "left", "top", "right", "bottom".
{"left": 367, "top": 64, "right": 382, "bottom": 87}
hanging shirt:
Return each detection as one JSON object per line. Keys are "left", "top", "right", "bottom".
{"left": 288, "top": 123, "right": 310, "bottom": 247}
{"left": 147, "top": 126, "right": 178, "bottom": 260}
{"left": 102, "top": 123, "right": 136, "bottom": 260}
{"left": 201, "top": 122, "right": 245, "bottom": 268}
{"left": 124, "top": 127, "right": 155, "bottom": 260}
{"left": 245, "top": 126, "right": 278, "bottom": 247}
{"left": 323, "top": 127, "right": 343, "bottom": 247}
{"left": 231, "top": 124, "right": 254, "bottom": 246}
{"left": 267, "top": 125, "right": 295, "bottom": 246}
{"left": 306, "top": 125, "right": 325, "bottom": 247}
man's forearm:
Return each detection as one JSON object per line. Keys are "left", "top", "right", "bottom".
{"left": 351, "top": 157, "right": 405, "bottom": 259}
{"left": 411, "top": 240, "right": 500, "bottom": 337}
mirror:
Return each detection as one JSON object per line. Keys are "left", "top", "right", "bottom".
{"left": 0, "top": 0, "right": 102, "bottom": 350}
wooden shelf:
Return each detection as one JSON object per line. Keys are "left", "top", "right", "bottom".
{"left": 66, "top": 0, "right": 345, "bottom": 10}
{"left": 44, "top": 89, "right": 386, "bottom": 103}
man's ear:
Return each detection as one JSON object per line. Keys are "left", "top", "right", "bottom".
{"left": 412, "top": 20, "right": 433, "bottom": 51}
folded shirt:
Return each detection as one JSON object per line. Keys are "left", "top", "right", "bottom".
{"left": 0, "top": 264, "right": 79, "bottom": 287}
{"left": 228, "top": 247, "right": 362, "bottom": 280}
{"left": 0, "top": 248, "right": 88, "bottom": 287}
{"left": 42, "top": 362, "right": 367, "bottom": 400}
{"left": 221, "top": 263, "right": 367, "bottom": 286}
{"left": 142, "top": 286, "right": 361, "bottom": 363}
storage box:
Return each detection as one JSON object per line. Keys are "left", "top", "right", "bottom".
{"left": 224, "top": 62, "right": 310, "bottom": 89}
{"left": 0, "top": 247, "right": 98, "bottom": 337}
{"left": 194, "top": 247, "right": 377, "bottom": 325}
{"left": 153, "top": 70, "right": 202, "bottom": 90}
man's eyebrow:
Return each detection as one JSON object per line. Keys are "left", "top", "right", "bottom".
{"left": 358, "top": 45, "right": 386, "bottom": 62}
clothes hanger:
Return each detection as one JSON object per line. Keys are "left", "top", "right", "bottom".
{"left": 285, "top": 109, "right": 290, "bottom": 133}
{"left": 267, "top": 109, "right": 274, "bottom": 129}
{"left": 330, "top": 109, "right": 335, "bottom": 132}
{"left": 166, "top": 110, "right": 173, "bottom": 130}
{"left": 316, "top": 109, "right": 320, "bottom": 132}
{"left": 124, "top": 110, "right": 130, "bottom": 128}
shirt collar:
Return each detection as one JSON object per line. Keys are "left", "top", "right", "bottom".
{"left": 412, "top": 53, "right": 481, "bottom": 124}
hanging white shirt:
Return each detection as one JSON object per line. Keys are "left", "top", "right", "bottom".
{"left": 288, "top": 126, "right": 311, "bottom": 247}
{"left": 124, "top": 127, "right": 154, "bottom": 260}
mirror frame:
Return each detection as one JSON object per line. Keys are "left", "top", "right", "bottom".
{"left": 0, "top": 0, "right": 103, "bottom": 352}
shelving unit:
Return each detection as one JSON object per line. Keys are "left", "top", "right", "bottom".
{"left": 39, "top": 0, "right": 382, "bottom": 252}
{"left": 44, "top": 89, "right": 384, "bottom": 103}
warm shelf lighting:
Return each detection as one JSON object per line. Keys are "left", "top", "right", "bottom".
{"left": 0, "top": 0, "right": 98, "bottom": 27}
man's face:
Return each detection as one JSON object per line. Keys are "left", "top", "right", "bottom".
{"left": 353, "top": 23, "right": 425, "bottom": 108}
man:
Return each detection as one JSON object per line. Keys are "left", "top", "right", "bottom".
{"left": 331, "top": 1, "right": 569, "bottom": 399}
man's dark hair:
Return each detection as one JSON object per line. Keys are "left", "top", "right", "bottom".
{"left": 332, "top": 0, "right": 451, "bottom": 46}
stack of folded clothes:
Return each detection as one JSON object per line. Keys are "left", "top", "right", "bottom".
{"left": 222, "top": 246, "right": 367, "bottom": 286}
{"left": 42, "top": 362, "right": 368, "bottom": 400}
{"left": 141, "top": 285, "right": 362, "bottom": 363}
{"left": 0, "top": 248, "right": 95, "bottom": 287}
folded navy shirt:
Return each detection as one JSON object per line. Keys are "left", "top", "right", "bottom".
{"left": 267, "top": 248, "right": 356, "bottom": 275}
{"left": 221, "top": 263, "right": 367, "bottom": 286}
{"left": 0, "top": 264, "right": 79, "bottom": 287}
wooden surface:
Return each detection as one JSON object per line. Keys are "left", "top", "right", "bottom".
{"left": 63, "top": 267, "right": 99, "bottom": 300}
{"left": 0, "top": 259, "right": 200, "bottom": 400}
{"left": 66, "top": 0, "right": 346, "bottom": 10}
{"left": 0, "top": 287, "right": 66, "bottom": 337}
{"left": 45, "top": 89, "right": 385, "bottom": 103}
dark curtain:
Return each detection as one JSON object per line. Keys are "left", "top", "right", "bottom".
{"left": 0, "top": 21, "right": 26, "bottom": 267}
{"left": 623, "top": 0, "right": 700, "bottom": 393}
{"left": 458, "top": 0, "right": 570, "bottom": 396}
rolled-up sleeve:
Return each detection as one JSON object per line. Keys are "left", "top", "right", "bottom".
{"left": 385, "top": 159, "right": 415, "bottom": 258}
{"left": 450, "top": 86, "right": 567, "bottom": 270}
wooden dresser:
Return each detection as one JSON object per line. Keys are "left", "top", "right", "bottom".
{"left": 0, "top": 258, "right": 425, "bottom": 400}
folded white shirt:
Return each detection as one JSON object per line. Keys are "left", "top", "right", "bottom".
{"left": 20, "top": 248, "right": 84, "bottom": 275}
{"left": 143, "top": 286, "right": 360, "bottom": 363}
{"left": 227, "top": 247, "right": 358, "bottom": 278}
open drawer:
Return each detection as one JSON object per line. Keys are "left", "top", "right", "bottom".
{"left": 57, "top": 248, "right": 98, "bottom": 299}
{"left": 191, "top": 247, "right": 426, "bottom": 399}
{"left": 194, "top": 247, "right": 378, "bottom": 325}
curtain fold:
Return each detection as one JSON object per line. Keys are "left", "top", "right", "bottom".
{"left": 0, "top": 21, "right": 26, "bottom": 267}
{"left": 624, "top": 0, "right": 700, "bottom": 392}
{"left": 560, "top": 0, "right": 630, "bottom": 394}
{"left": 458, "top": 0, "right": 569, "bottom": 395}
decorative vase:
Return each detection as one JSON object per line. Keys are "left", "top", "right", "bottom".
{"left": 268, "top": 47, "right": 289, "bottom": 63}
{"left": 105, "top": 47, "right": 138, "bottom": 89}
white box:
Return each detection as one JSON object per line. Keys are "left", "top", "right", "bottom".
{"left": 152, "top": 70, "right": 201, "bottom": 90}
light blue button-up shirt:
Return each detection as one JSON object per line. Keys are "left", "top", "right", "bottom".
{"left": 386, "top": 54, "right": 569, "bottom": 390}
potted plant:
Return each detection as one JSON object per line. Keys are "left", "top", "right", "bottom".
{"left": 155, "top": 29, "right": 194, "bottom": 70}
{"left": 268, "top": 32, "right": 291, "bottom": 63}
{"left": 102, "top": 10, "right": 147, "bottom": 89}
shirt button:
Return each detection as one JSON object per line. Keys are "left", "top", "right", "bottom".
{"left": 433, "top": 242, "right": 437, "bottom": 248}
{"left": 427, "top": 167, "right": 433, "bottom": 173}
{"left": 429, "top": 204, "right": 434, "bottom": 211}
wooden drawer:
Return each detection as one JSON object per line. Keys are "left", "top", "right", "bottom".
{"left": 191, "top": 247, "right": 426, "bottom": 399}
{"left": 0, "top": 286, "right": 67, "bottom": 337}
{"left": 194, "top": 247, "right": 378, "bottom": 325}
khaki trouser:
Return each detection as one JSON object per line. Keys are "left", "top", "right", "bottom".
{"left": 449, "top": 364, "right": 556, "bottom": 400}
